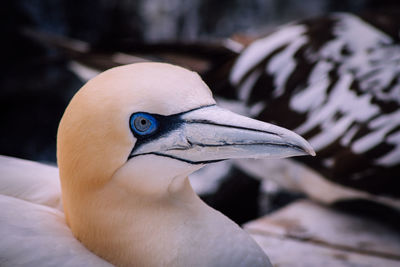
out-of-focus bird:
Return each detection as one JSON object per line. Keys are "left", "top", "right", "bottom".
{"left": 0, "top": 63, "right": 315, "bottom": 266}
{"left": 226, "top": 12, "right": 400, "bottom": 209}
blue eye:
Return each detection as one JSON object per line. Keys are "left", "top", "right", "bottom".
{"left": 130, "top": 113, "right": 158, "bottom": 136}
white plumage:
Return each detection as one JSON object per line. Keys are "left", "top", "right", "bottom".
{"left": 0, "top": 156, "right": 111, "bottom": 266}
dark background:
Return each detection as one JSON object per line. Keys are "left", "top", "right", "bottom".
{"left": 1, "top": 0, "right": 399, "bottom": 163}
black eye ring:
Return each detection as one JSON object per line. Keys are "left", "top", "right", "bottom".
{"left": 130, "top": 113, "right": 158, "bottom": 136}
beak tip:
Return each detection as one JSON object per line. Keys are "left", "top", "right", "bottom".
{"left": 301, "top": 141, "right": 316, "bottom": 157}
{"left": 283, "top": 130, "right": 316, "bottom": 157}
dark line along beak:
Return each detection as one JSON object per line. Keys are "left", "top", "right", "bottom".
{"left": 129, "top": 105, "right": 315, "bottom": 164}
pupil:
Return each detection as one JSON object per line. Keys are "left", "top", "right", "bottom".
{"left": 134, "top": 116, "right": 152, "bottom": 132}
{"left": 131, "top": 113, "right": 158, "bottom": 135}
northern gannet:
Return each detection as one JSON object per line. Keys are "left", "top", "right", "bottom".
{"left": 227, "top": 13, "right": 400, "bottom": 208}
{"left": 1, "top": 62, "right": 314, "bottom": 266}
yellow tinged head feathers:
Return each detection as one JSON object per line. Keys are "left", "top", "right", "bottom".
{"left": 58, "top": 63, "right": 214, "bottom": 180}
{"left": 57, "top": 62, "right": 215, "bottom": 221}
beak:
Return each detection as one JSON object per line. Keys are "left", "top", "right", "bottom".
{"left": 129, "top": 105, "right": 315, "bottom": 164}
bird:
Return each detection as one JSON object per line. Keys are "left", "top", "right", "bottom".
{"left": 0, "top": 62, "right": 315, "bottom": 266}
{"left": 225, "top": 12, "right": 400, "bottom": 209}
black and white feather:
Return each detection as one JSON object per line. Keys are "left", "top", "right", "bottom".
{"left": 220, "top": 13, "right": 400, "bottom": 205}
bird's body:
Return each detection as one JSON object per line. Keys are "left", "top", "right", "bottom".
{"left": 0, "top": 155, "right": 268, "bottom": 266}
{"left": 0, "top": 63, "right": 314, "bottom": 266}
{"left": 0, "top": 156, "right": 111, "bottom": 267}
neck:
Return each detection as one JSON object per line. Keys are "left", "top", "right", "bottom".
{"left": 64, "top": 156, "right": 210, "bottom": 266}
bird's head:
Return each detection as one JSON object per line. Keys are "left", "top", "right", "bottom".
{"left": 57, "top": 62, "right": 314, "bottom": 234}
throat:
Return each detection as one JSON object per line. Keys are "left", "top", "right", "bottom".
{"left": 71, "top": 165, "right": 205, "bottom": 266}
{"left": 75, "top": 179, "right": 205, "bottom": 266}
{"left": 168, "top": 172, "right": 203, "bottom": 204}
